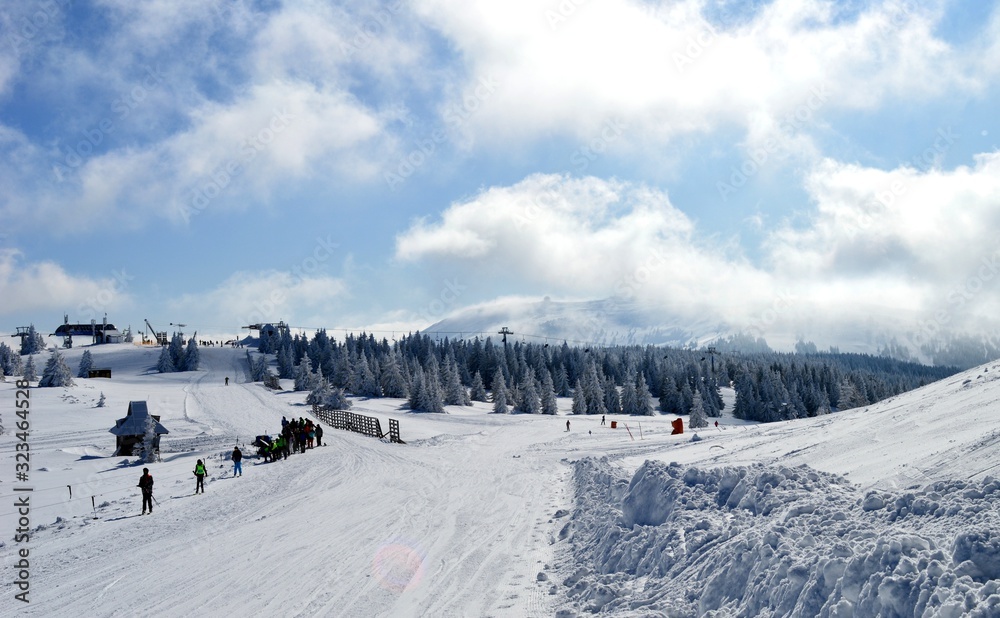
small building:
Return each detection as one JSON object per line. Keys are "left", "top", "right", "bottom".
{"left": 54, "top": 315, "right": 123, "bottom": 347}
{"left": 110, "top": 401, "right": 169, "bottom": 457}
{"left": 88, "top": 368, "right": 112, "bottom": 379}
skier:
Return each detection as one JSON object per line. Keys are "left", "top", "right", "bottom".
{"left": 315, "top": 423, "right": 323, "bottom": 447}
{"left": 601, "top": 415, "right": 606, "bottom": 426}
{"left": 566, "top": 419, "right": 571, "bottom": 432}
{"left": 138, "top": 468, "right": 154, "bottom": 515}
{"left": 232, "top": 446, "right": 242, "bottom": 477}
{"left": 194, "top": 459, "right": 207, "bottom": 494}
{"left": 225, "top": 376, "right": 229, "bottom": 386}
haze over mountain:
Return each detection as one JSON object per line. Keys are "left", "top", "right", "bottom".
{"left": 425, "top": 295, "right": 1000, "bottom": 369}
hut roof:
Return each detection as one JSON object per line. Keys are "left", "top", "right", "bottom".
{"left": 109, "top": 401, "right": 170, "bottom": 436}
{"left": 54, "top": 323, "right": 120, "bottom": 336}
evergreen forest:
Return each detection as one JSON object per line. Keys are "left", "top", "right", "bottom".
{"left": 251, "top": 330, "right": 958, "bottom": 423}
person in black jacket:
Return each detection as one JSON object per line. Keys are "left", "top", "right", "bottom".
{"left": 232, "top": 447, "right": 242, "bottom": 477}
{"left": 138, "top": 468, "right": 154, "bottom": 515}
{"left": 315, "top": 423, "right": 324, "bottom": 447}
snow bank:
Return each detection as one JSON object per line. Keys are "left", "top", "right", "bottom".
{"left": 557, "top": 458, "right": 1000, "bottom": 617}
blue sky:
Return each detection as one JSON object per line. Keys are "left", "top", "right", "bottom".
{"left": 2, "top": 0, "right": 1000, "bottom": 347}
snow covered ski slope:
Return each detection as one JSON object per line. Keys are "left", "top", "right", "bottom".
{"left": 1, "top": 343, "right": 999, "bottom": 616}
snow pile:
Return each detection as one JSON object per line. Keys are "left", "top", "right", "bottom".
{"left": 559, "top": 458, "right": 1000, "bottom": 617}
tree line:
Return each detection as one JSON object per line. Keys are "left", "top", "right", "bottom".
{"left": 249, "top": 330, "right": 957, "bottom": 422}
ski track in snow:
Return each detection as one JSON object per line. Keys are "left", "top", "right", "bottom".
{"left": 3, "top": 345, "right": 1000, "bottom": 616}
{"left": 0, "top": 345, "right": 568, "bottom": 617}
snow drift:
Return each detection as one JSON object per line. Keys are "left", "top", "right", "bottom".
{"left": 559, "top": 458, "right": 1000, "bottom": 616}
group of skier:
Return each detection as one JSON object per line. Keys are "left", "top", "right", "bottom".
{"left": 138, "top": 415, "right": 325, "bottom": 513}
{"left": 262, "top": 416, "right": 323, "bottom": 462}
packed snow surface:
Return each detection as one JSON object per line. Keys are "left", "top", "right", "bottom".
{"left": 1, "top": 342, "right": 1000, "bottom": 617}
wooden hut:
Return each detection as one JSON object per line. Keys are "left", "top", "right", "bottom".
{"left": 110, "top": 401, "right": 169, "bottom": 457}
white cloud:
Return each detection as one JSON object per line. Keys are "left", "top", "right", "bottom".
{"left": 0, "top": 249, "right": 131, "bottom": 318}
{"left": 0, "top": 1, "right": 414, "bottom": 234}
{"left": 34, "top": 73, "right": 389, "bottom": 230}
{"left": 396, "top": 174, "right": 767, "bottom": 321}
{"left": 16, "top": 79, "right": 390, "bottom": 234}
{"left": 168, "top": 270, "right": 348, "bottom": 329}
{"left": 157, "top": 79, "right": 388, "bottom": 222}
{"left": 766, "top": 152, "right": 1000, "bottom": 330}
{"left": 414, "top": 0, "right": 971, "bottom": 154}
{"left": 398, "top": 157, "right": 1000, "bottom": 344}
{"left": 977, "top": 4, "right": 1000, "bottom": 80}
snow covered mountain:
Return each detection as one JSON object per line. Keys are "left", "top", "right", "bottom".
{"left": 2, "top": 341, "right": 1000, "bottom": 616}
{"left": 424, "top": 296, "right": 733, "bottom": 349}
{"left": 425, "top": 296, "right": 1000, "bottom": 368}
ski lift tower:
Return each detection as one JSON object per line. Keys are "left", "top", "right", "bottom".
{"left": 242, "top": 321, "right": 289, "bottom": 336}
{"left": 170, "top": 323, "right": 187, "bottom": 343}
{"left": 13, "top": 326, "right": 31, "bottom": 347}
{"left": 498, "top": 326, "right": 513, "bottom": 350}
{"left": 241, "top": 321, "right": 289, "bottom": 347}
{"left": 706, "top": 345, "right": 718, "bottom": 373}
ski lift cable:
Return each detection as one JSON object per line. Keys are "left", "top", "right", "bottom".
{"left": 246, "top": 324, "right": 615, "bottom": 351}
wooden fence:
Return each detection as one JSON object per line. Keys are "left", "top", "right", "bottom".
{"left": 311, "top": 405, "right": 405, "bottom": 444}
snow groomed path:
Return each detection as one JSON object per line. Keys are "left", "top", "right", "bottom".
{"left": 3, "top": 347, "right": 577, "bottom": 617}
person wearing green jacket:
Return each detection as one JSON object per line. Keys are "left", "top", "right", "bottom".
{"left": 194, "top": 459, "right": 207, "bottom": 494}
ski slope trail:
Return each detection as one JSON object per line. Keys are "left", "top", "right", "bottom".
{"left": 14, "top": 422, "right": 570, "bottom": 617}
{"left": 7, "top": 344, "right": 1000, "bottom": 616}
{"left": 2, "top": 346, "right": 573, "bottom": 616}
{"left": 179, "top": 347, "right": 301, "bottom": 440}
